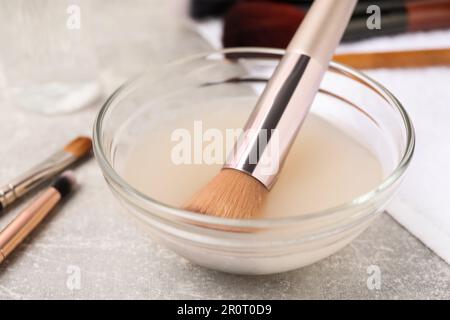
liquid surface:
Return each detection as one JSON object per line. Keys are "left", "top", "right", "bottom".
{"left": 121, "top": 107, "right": 383, "bottom": 218}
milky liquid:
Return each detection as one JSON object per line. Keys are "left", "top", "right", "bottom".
{"left": 121, "top": 106, "right": 383, "bottom": 218}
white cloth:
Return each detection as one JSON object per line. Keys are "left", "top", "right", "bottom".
{"left": 195, "top": 19, "right": 450, "bottom": 264}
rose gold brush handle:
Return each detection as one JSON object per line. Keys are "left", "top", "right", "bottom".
{"left": 287, "top": 0, "right": 357, "bottom": 66}
{"left": 0, "top": 172, "right": 76, "bottom": 263}
{"left": 0, "top": 188, "right": 61, "bottom": 262}
{"left": 224, "top": 0, "right": 357, "bottom": 189}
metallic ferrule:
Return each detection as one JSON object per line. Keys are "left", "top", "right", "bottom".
{"left": 0, "top": 150, "right": 76, "bottom": 210}
{"left": 224, "top": 52, "right": 326, "bottom": 189}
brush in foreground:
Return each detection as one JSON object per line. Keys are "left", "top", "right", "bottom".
{"left": 184, "top": 169, "right": 268, "bottom": 219}
{"left": 0, "top": 171, "right": 77, "bottom": 264}
{"left": 0, "top": 136, "right": 91, "bottom": 213}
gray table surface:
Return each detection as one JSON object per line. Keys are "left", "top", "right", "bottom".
{"left": 0, "top": 0, "right": 449, "bottom": 300}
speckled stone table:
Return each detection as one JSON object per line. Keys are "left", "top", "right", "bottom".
{"left": 0, "top": 0, "right": 449, "bottom": 300}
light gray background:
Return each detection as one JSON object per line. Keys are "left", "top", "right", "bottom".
{"left": 0, "top": 0, "right": 449, "bottom": 299}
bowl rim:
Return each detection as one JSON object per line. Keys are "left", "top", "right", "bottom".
{"left": 93, "top": 47, "right": 415, "bottom": 229}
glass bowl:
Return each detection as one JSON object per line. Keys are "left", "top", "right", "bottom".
{"left": 93, "top": 48, "right": 414, "bottom": 275}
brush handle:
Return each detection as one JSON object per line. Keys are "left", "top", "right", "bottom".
{"left": 0, "top": 172, "right": 75, "bottom": 263}
{"left": 0, "top": 188, "right": 61, "bottom": 263}
{"left": 0, "top": 150, "right": 76, "bottom": 212}
{"left": 224, "top": 0, "right": 357, "bottom": 188}
{"left": 334, "top": 48, "right": 450, "bottom": 69}
{"left": 287, "top": 0, "right": 356, "bottom": 66}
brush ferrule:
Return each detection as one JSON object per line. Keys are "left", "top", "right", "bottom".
{"left": 0, "top": 150, "right": 76, "bottom": 210}
{"left": 224, "top": 52, "right": 326, "bottom": 189}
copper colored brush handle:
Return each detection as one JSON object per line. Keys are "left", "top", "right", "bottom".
{"left": 334, "top": 48, "right": 450, "bottom": 69}
{"left": 0, "top": 188, "right": 60, "bottom": 262}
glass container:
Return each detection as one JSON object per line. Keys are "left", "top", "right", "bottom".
{"left": 93, "top": 48, "right": 414, "bottom": 275}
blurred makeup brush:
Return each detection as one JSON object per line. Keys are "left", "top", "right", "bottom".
{"left": 189, "top": 0, "right": 403, "bottom": 19}
{"left": 223, "top": 2, "right": 306, "bottom": 49}
{"left": 0, "top": 171, "right": 76, "bottom": 264}
{"left": 334, "top": 47, "right": 450, "bottom": 69}
{"left": 223, "top": 0, "right": 450, "bottom": 46}
{"left": 224, "top": 47, "right": 450, "bottom": 69}
{"left": 241, "top": 0, "right": 408, "bottom": 15}
{"left": 184, "top": 0, "right": 357, "bottom": 219}
{"left": 0, "top": 136, "right": 91, "bottom": 213}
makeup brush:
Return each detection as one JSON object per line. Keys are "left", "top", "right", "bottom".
{"left": 0, "top": 171, "right": 76, "bottom": 264}
{"left": 0, "top": 136, "right": 91, "bottom": 213}
{"left": 189, "top": 0, "right": 402, "bottom": 19}
{"left": 242, "top": 0, "right": 406, "bottom": 12}
{"left": 223, "top": 0, "right": 450, "bottom": 46}
{"left": 184, "top": 0, "right": 357, "bottom": 219}
{"left": 346, "top": 0, "right": 450, "bottom": 41}
{"left": 224, "top": 47, "right": 450, "bottom": 69}
{"left": 223, "top": 2, "right": 306, "bottom": 49}
{"left": 242, "top": 0, "right": 408, "bottom": 14}
{"left": 334, "top": 47, "right": 450, "bottom": 69}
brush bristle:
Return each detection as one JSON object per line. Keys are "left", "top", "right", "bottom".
{"left": 184, "top": 169, "right": 268, "bottom": 219}
{"left": 52, "top": 170, "right": 77, "bottom": 198}
{"left": 223, "top": 2, "right": 305, "bottom": 49}
{"left": 64, "top": 136, "right": 92, "bottom": 158}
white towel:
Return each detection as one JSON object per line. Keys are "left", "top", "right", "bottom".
{"left": 194, "top": 19, "right": 450, "bottom": 264}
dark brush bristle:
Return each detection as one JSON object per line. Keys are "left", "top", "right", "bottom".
{"left": 223, "top": 2, "right": 305, "bottom": 49}
{"left": 190, "top": 0, "right": 237, "bottom": 19}
{"left": 51, "top": 173, "right": 76, "bottom": 198}
{"left": 223, "top": 0, "right": 412, "bottom": 47}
